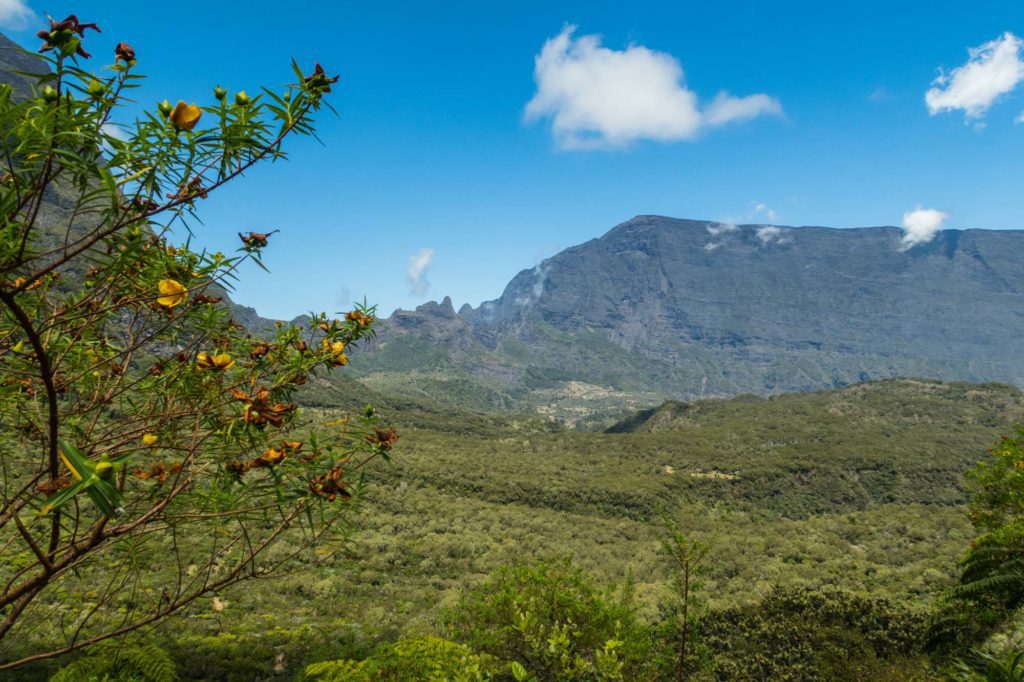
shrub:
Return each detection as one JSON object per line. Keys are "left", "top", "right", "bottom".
{"left": 444, "top": 557, "right": 650, "bottom": 680}
{"left": 700, "top": 586, "right": 928, "bottom": 681}
{"left": 0, "top": 12, "right": 391, "bottom": 670}
{"left": 303, "top": 635, "right": 489, "bottom": 682}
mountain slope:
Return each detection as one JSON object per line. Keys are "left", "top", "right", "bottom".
{"left": 350, "top": 215, "right": 1024, "bottom": 421}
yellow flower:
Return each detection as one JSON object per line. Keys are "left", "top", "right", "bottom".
{"left": 211, "top": 353, "right": 235, "bottom": 370}
{"left": 157, "top": 279, "right": 187, "bottom": 308}
{"left": 196, "top": 352, "right": 235, "bottom": 371}
{"left": 142, "top": 433, "right": 158, "bottom": 446}
{"left": 169, "top": 100, "right": 202, "bottom": 131}
{"left": 321, "top": 339, "right": 348, "bottom": 367}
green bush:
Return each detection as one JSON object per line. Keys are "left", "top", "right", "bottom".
{"left": 444, "top": 557, "right": 651, "bottom": 680}
{"left": 700, "top": 586, "right": 928, "bottom": 681}
{"left": 303, "top": 635, "right": 489, "bottom": 681}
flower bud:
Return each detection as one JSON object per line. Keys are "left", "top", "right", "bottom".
{"left": 213, "top": 85, "right": 227, "bottom": 101}
{"left": 95, "top": 460, "right": 114, "bottom": 479}
{"left": 87, "top": 79, "right": 106, "bottom": 98}
{"left": 40, "top": 85, "right": 59, "bottom": 103}
{"left": 234, "top": 90, "right": 250, "bottom": 107}
{"left": 158, "top": 99, "right": 173, "bottom": 118}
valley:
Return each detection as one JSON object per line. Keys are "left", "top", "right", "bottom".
{"left": 93, "top": 379, "right": 1017, "bottom": 679}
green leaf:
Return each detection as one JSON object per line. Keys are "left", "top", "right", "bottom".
{"left": 511, "top": 661, "right": 529, "bottom": 681}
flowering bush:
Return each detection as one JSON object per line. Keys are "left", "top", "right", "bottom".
{"left": 0, "top": 14, "right": 392, "bottom": 669}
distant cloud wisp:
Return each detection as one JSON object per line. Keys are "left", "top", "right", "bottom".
{"left": 0, "top": 0, "right": 34, "bottom": 29}
{"left": 756, "top": 226, "right": 789, "bottom": 245}
{"left": 407, "top": 248, "right": 435, "bottom": 296}
{"left": 705, "top": 202, "right": 783, "bottom": 251}
{"left": 525, "top": 25, "right": 782, "bottom": 149}
{"left": 706, "top": 222, "right": 738, "bottom": 237}
{"left": 515, "top": 260, "right": 551, "bottom": 306}
{"left": 900, "top": 208, "right": 948, "bottom": 250}
{"left": 752, "top": 202, "right": 779, "bottom": 222}
{"left": 925, "top": 32, "right": 1024, "bottom": 122}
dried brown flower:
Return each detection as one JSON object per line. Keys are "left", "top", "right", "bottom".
{"left": 308, "top": 466, "right": 350, "bottom": 502}
{"left": 114, "top": 42, "right": 135, "bottom": 63}
{"left": 366, "top": 427, "right": 399, "bottom": 452}
{"left": 239, "top": 230, "right": 278, "bottom": 249}
{"left": 304, "top": 62, "right": 339, "bottom": 93}
{"left": 37, "top": 14, "right": 100, "bottom": 58}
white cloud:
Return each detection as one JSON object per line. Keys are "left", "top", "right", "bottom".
{"left": 706, "top": 222, "right": 738, "bottom": 237}
{"left": 899, "top": 208, "right": 948, "bottom": 250}
{"left": 101, "top": 123, "right": 128, "bottom": 141}
{"left": 756, "top": 226, "right": 789, "bottom": 245}
{"left": 704, "top": 223, "right": 736, "bottom": 253}
{"left": 0, "top": 0, "right": 34, "bottom": 29}
{"left": 524, "top": 25, "right": 782, "bottom": 149}
{"left": 925, "top": 32, "right": 1024, "bottom": 121}
{"left": 703, "top": 92, "right": 782, "bottom": 127}
{"left": 407, "top": 248, "right": 434, "bottom": 296}
{"left": 752, "top": 202, "right": 779, "bottom": 222}
{"left": 515, "top": 260, "right": 551, "bottom": 306}
{"left": 705, "top": 204, "right": 783, "bottom": 250}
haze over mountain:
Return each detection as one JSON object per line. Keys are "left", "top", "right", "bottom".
{"left": 348, "top": 215, "right": 1024, "bottom": 420}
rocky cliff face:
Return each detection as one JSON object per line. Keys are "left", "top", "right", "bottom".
{"left": 349, "top": 215, "right": 1024, "bottom": 417}
{"left": 0, "top": 32, "right": 46, "bottom": 99}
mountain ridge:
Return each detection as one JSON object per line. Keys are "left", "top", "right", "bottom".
{"left": 347, "top": 214, "right": 1024, "bottom": 423}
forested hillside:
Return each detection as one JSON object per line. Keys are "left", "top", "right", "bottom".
{"left": 12, "top": 379, "right": 1010, "bottom": 678}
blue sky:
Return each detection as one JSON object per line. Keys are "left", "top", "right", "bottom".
{"left": 3, "top": 1, "right": 1024, "bottom": 318}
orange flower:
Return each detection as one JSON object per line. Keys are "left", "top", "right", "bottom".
{"left": 169, "top": 101, "right": 202, "bottom": 131}
{"left": 250, "top": 447, "right": 285, "bottom": 468}
{"left": 156, "top": 279, "right": 187, "bottom": 308}
{"left": 132, "top": 462, "right": 176, "bottom": 482}
{"left": 249, "top": 343, "right": 272, "bottom": 360}
{"left": 346, "top": 310, "right": 374, "bottom": 328}
{"left": 12, "top": 276, "right": 42, "bottom": 291}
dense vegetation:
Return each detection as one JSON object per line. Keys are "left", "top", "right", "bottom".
{"left": 3, "top": 378, "right": 1015, "bottom": 678}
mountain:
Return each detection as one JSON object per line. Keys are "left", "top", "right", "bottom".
{"left": 348, "top": 215, "right": 1024, "bottom": 423}
{"left": 0, "top": 32, "right": 46, "bottom": 98}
